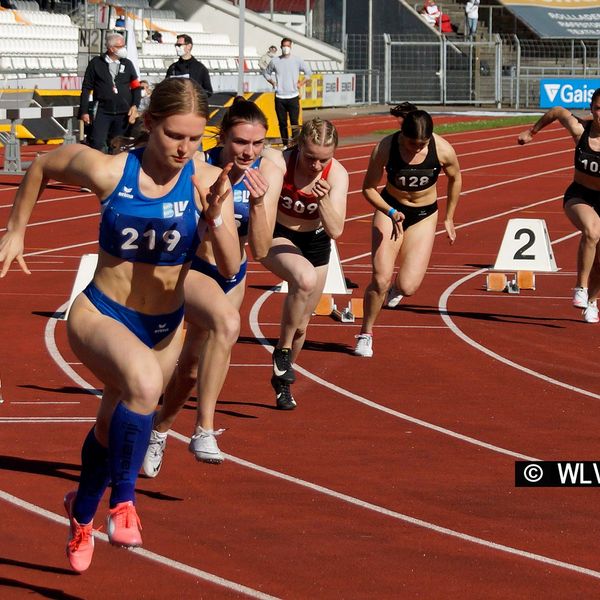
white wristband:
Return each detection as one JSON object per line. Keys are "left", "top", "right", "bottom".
{"left": 207, "top": 214, "right": 223, "bottom": 229}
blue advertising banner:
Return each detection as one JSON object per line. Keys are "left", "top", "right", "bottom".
{"left": 499, "top": 0, "right": 600, "bottom": 39}
{"left": 540, "top": 78, "right": 600, "bottom": 108}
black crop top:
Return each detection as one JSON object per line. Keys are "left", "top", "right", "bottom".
{"left": 385, "top": 131, "right": 442, "bottom": 192}
{"left": 575, "top": 121, "right": 600, "bottom": 178}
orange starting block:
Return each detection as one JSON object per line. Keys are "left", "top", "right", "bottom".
{"left": 350, "top": 298, "right": 364, "bottom": 319}
{"left": 486, "top": 272, "right": 508, "bottom": 292}
{"left": 517, "top": 270, "right": 535, "bottom": 290}
{"left": 314, "top": 294, "right": 335, "bottom": 316}
{"left": 486, "top": 271, "right": 535, "bottom": 293}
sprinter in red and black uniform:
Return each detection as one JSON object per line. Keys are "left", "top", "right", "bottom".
{"left": 354, "top": 109, "right": 462, "bottom": 358}
{"left": 260, "top": 118, "right": 349, "bottom": 409}
{"left": 518, "top": 87, "right": 600, "bottom": 323}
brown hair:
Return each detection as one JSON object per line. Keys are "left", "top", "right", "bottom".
{"left": 219, "top": 96, "right": 268, "bottom": 143}
{"left": 297, "top": 117, "right": 338, "bottom": 149}
{"left": 390, "top": 101, "right": 418, "bottom": 119}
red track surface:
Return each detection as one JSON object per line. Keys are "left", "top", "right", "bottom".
{"left": 2, "top": 114, "right": 600, "bottom": 598}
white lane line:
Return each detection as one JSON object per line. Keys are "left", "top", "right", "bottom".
{"left": 0, "top": 213, "right": 98, "bottom": 233}
{"left": 341, "top": 136, "right": 571, "bottom": 165}
{"left": 184, "top": 432, "right": 600, "bottom": 582}
{"left": 0, "top": 194, "right": 92, "bottom": 210}
{"left": 20, "top": 325, "right": 600, "bottom": 589}
{"left": 44, "top": 306, "right": 101, "bottom": 399}
{"left": 0, "top": 490, "right": 279, "bottom": 600}
{"left": 249, "top": 290, "right": 536, "bottom": 461}
{"left": 438, "top": 232, "right": 600, "bottom": 401}
{"left": 7, "top": 402, "right": 82, "bottom": 406}
{"left": 14, "top": 132, "right": 600, "bottom": 583}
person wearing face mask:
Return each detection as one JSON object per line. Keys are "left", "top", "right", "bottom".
{"left": 262, "top": 37, "right": 312, "bottom": 148}
{"left": 166, "top": 34, "right": 213, "bottom": 98}
{"left": 138, "top": 80, "right": 152, "bottom": 112}
{"left": 78, "top": 32, "right": 141, "bottom": 153}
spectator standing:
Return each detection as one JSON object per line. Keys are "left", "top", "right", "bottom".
{"left": 79, "top": 32, "right": 141, "bottom": 153}
{"left": 259, "top": 45, "right": 278, "bottom": 71}
{"left": 465, "top": 0, "right": 480, "bottom": 38}
{"left": 138, "top": 80, "right": 152, "bottom": 112}
{"left": 166, "top": 34, "right": 213, "bottom": 98}
{"left": 262, "top": 37, "right": 312, "bottom": 148}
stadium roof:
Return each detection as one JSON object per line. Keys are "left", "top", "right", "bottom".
{"left": 245, "top": 1, "right": 315, "bottom": 12}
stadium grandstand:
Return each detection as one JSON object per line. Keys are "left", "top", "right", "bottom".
{"left": 0, "top": 0, "right": 344, "bottom": 85}
{"left": 0, "top": 0, "right": 598, "bottom": 153}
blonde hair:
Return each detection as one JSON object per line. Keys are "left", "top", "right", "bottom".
{"left": 298, "top": 117, "right": 338, "bottom": 149}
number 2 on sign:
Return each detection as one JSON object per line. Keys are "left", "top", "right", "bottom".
{"left": 513, "top": 228, "right": 535, "bottom": 260}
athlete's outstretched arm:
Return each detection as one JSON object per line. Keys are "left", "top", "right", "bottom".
{"left": 0, "top": 144, "right": 114, "bottom": 277}
{"left": 517, "top": 107, "right": 584, "bottom": 145}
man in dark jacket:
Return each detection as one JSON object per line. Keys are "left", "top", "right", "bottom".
{"left": 166, "top": 34, "right": 213, "bottom": 97}
{"left": 79, "top": 32, "right": 141, "bottom": 152}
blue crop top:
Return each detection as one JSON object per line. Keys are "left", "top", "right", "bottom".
{"left": 205, "top": 146, "right": 261, "bottom": 237}
{"left": 385, "top": 132, "right": 442, "bottom": 192}
{"left": 98, "top": 148, "right": 203, "bottom": 265}
{"left": 575, "top": 121, "right": 600, "bottom": 178}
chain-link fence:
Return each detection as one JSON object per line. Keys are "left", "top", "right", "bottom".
{"left": 500, "top": 36, "right": 600, "bottom": 108}
{"left": 344, "top": 32, "right": 599, "bottom": 108}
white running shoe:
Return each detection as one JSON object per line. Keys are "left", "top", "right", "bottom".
{"left": 385, "top": 286, "right": 403, "bottom": 308}
{"left": 189, "top": 428, "right": 225, "bottom": 464}
{"left": 353, "top": 333, "right": 373, "bottom": 358}
{"left": 142, "top": 429, "right": 168, "bottom": 478}
{"left": 573, "top": 287, "right": 588, "bottom": 308}
{"left": 583, "top": 301, "right": 599, "bottom": 323}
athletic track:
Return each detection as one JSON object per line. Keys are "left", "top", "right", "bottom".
{"left": 1, "top": 113, "right": 599, "bottom": 599}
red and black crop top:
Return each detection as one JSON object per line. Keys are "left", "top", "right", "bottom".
{"left": 278, "top": 149, "right": 333, "bottom": 221}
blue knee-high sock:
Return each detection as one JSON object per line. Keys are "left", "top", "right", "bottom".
{"left": 108, "top": 402, "right": 153, "bottom": 508}
{"left": 73, "top": 427, "right": 110, "bottom": 524}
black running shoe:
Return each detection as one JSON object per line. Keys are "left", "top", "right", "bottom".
{"left": 271, "top": 376, "right": 297, "bottom": 410}
{"left": 272, "top": 347, "right": 295, "bottom": 383}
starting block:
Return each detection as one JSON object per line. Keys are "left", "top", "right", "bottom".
{"left": 332, "top": 305, "right": 355, "bottom": 322}
{"left": 314, "top": 294, "right": 335, "bottom": 316}
{"left": 517, "top": 270, "right": 535, "bottom": 290}
{"left": 486, "top": 272, "right": 507, "bottom": 292}
{"left": 332, "top": 298, "right": 364, "bottom": 323}
{"left": 350, "top": 298, "right": 364, "bottom": 319}
{"left": 63, "top": 253, "right": 98, "bottom": 320}
{"left": 485, "top": 270, "right": 535, "bottom": 294}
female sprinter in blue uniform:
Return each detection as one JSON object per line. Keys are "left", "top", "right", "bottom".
{"left": 0, "top": 78, "right": 239, "bottom": 572}
{"left": 354, "top": 109, "right": 462, "bottom": 357}
{"left": 518, "top": 88, "right": 600, "bottom": 322}
{"left": 142, "top": 97, "right": 284, "bottom": 474}
{"left": 260, "top": 118, "right": 349, "bottom": 409}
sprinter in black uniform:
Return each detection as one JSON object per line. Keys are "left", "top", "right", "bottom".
{"left": 518, "top": 88, "right": 600, "bottom": 323}
{"left": 354, "top": 109, "right": 462, "bottom": 358}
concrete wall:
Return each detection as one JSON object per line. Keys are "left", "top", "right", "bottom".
{"left": 150, "top": 0, "right": 344, "bottom": 65}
